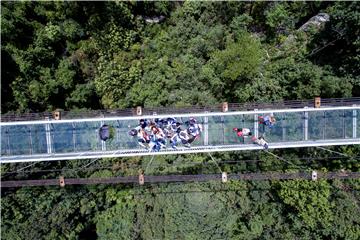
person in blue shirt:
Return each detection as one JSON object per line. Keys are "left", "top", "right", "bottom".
{"left": 259, "top": 114, "right": 276, "bottom": 128}
{"left": 185, "top": 117, "right": 202, "bottom": 143}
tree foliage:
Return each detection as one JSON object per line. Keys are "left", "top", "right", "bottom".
{"left": 2, "top": 1, "right": 358, "bottom": 112}
{"left": 1, "top": 1, "right": 360, "bottom": 239}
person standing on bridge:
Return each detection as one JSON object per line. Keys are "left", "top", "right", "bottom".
{"left": 150, "top": 125, "right": 167, "bottom": 149}
{"left": 233, "top": 128, "right": 252, "bottom": 137}
{"left": 233, "top": 128, "right": 252, "bottom": 143}
{"left": 259, "top": 114, "right": 276, "bottom": 130}
{"left": 186, "top": 117, "right": 202, "bottom": 143}
{"left": 128, "top": 127, "right": 151, "bottom": 149}
{"left": 252, "top": 136, "right": 269, "bottom": 149}
{"left": 139, "top": 119, "right": 150, "bottom": 129}
{"left": 170, "top": 127, "right": 191, "bottom": 149}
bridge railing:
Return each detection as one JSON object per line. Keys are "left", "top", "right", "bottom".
{"left": 2, "top": 97, "right": 360, "bottom": 122}
{"left": 1, "top": 106, "right": 359, "bottom": 158}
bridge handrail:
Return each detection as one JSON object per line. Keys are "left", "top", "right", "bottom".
{"left": 1, "top": 105, "right": 359, "bottom": 126}
{"left": 1, "top": 97, "right": 360, "bottom": 122}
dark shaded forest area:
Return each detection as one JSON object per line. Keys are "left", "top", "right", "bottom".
{"left": 1, "top": 1, "right": 360, "bottom": 239}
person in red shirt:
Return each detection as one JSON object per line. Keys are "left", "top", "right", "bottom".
{"left": 233, "top": 128, "right": 252, "bottom": 137}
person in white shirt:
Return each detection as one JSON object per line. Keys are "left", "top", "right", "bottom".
{"left": 252, "top": 136, "right": 269, "bottom": 149}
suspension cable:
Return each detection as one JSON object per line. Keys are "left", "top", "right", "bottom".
{"left": 145, "top": 155, "right": 156, "bottom": 174}
{"left": 264, "top": 150, "right": 307, "bottom": 170}
{"left": 316, "top": 146, "right": 351, "bottom": 158}
{"left": 208, "top": 153, "right": 222, "bottom": 173}
{"left": 1, "top": 155, "right": 359, "bottom": 178}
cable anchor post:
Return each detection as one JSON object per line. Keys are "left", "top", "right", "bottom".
{"left": 59, "top": 176, "right": 65, "bottom": 187}
{"left": 139, "top": 169, "right": 145, "bottom": 185}
{"left": 311, "top": 171, "right": 317, "bottom": 181}
{"left": 221, "top": 172, "right": 228, "bottom": 183}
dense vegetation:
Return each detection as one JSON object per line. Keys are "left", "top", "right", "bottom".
{"left": 1, "top": 1, "right": 360, "bottom": 239}
{"left": 2, "top": 1, "right": 359, "bottom": 113}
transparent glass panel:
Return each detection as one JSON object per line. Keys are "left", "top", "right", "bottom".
{"left": 222, "top": 114, "right": 254, "bottom": 145}
{"left": 1, "top": 126, "right": 10, "bottom": 155}
{"left": 74, "top": 122, "right": 101, "bottom": 151}
{"left": 6, "top": 125, "right": 32, "bottom": 155}
{"left": 309, "top": 111, "right": 325, "bottom": 140}
{"left": 51, "top": 123, "right": 75, "bottom": 153}
{"left": 121, "top": 120, "right": 141, "bottom": 149}
{"left": 260, "top": 112, "right": 285, "bottom": 142}
{"left": 105, "top": 120, "right": 139, "bottom": 150}
{"left": 208, "top": 116, "right": 225, "bottom": 145}
{"left": 325, "top": 110, "right": 344, "bottom": 139}
{"left": 30, "top": 124, "right": 47, "bottom": 154}
{"left": 258, "top": 112, "right": 304, "bottom": 142}
{"left": 344, "top": 110, "right": 353, "bottom": 139}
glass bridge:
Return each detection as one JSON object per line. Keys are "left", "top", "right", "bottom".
{"left": 1, "top": 105, "right": 360, "bottom": 163}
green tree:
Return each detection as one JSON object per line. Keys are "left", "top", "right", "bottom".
{"left": 94, "top": 50, "right": 142, "bottom": 109}
{"left": 277, "top": 180, "right": 333, "bottom": 230}
{"left": 205, "top": 32, "right": 263, "bottom": 102}
{"left": 96, "top": 189, "right": 137, "bottom": 240}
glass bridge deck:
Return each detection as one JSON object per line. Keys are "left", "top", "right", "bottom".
{"left": 1, "top": 106, "right": 360, "bottom": 163}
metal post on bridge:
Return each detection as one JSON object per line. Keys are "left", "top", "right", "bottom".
{"left": 45, "top": 117, "right": 52, "bottom": 154}
{"left": 304, "top": 106, "right": 309, "bottom": 141}
{"left": 204, "top": 112, "right": 209, "bottom": 146}
{"left": 323, "top": 111, "right": 326, "bottom": 140}
{"left": 254, "top": 109, "right": 259, "bottom": 138}
{"left": 221, "top": 103, "right": 227, "bottom": 145}
{"left": 28, "top": 126, "right": 33, "bottom": 155}
{"left": 282, "top": 115, "right": 286, "bottom": 141}
{"left": 6, "top": 127, "right": 11, "bottom": 155}
{"left": 100, "top": 120, "right": 106, "bottom": 151}
{"left": 72, "top": 122, "right": 76, "bottom": 151}
{"left": 353, "top": 105, "right": 357, "bottom": 138}
{"left": 221, "top": 116, "right": 225, "bottom": 144}
{"left": 116, "top": 120, "right": 121, "bottom": 146}
{"left": 342, "top": 109, "right": 346, "bottom": 139}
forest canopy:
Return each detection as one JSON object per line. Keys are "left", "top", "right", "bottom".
{"left": 1, "top": 1, "right": 359, "bottom": 113}
{"left": 1, "top": 1, "right": 360, "bottom": 240}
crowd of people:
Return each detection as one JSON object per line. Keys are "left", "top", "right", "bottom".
{"left": 99, "top": 113, "right": 276, "bottom": 151}
{"left": 128, "top": 117, "right": 202, "bottom": 151}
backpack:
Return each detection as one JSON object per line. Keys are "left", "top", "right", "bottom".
{"left": 99, "top": 125, "right": 110, "bottom": 141}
